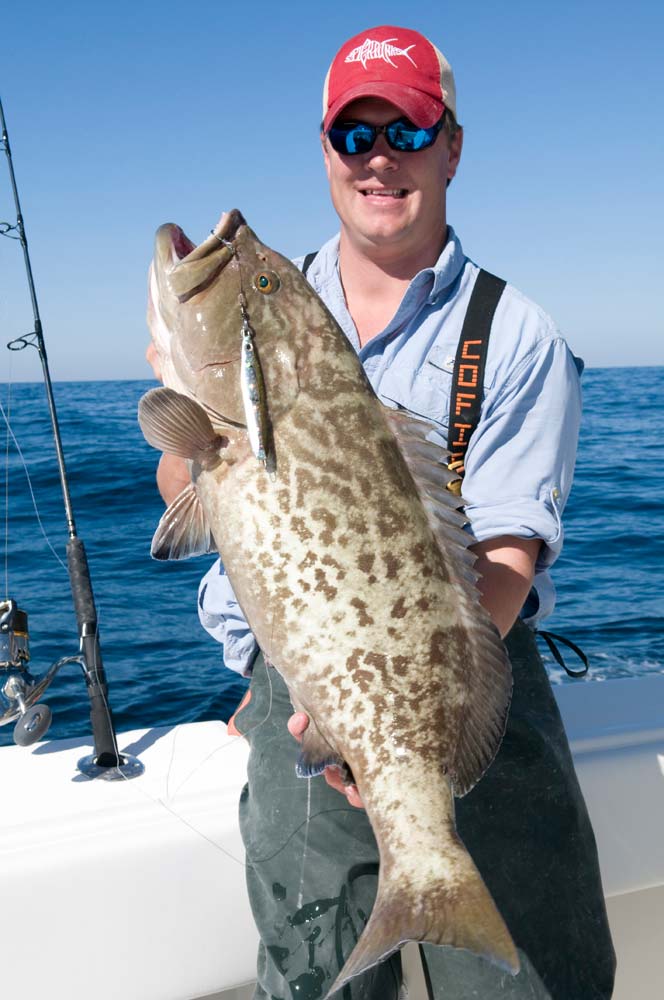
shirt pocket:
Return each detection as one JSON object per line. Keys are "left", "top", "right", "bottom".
{"left": 378, "top": 359, "right": 453, "bottom": 441}
{"left": 380, "top": 340, "right": 469, "bottom": 433}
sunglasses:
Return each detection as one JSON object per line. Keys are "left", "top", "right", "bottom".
{"left": 327, "top": 115, "right": 445, "bottom": 156}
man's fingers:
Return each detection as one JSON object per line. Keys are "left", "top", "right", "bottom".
{"left": 324, "top": 767, "right": 364, "bottom": 809}
{"left": 287, "top": 712, "right": 364, "bottom": 808}
{"left": 146, "top": 342, "right": 162, "bottom": 381}
{"left": 287, "top": 712, "right": 309, "bottom": 742}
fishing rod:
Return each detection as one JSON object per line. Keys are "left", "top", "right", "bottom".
{"left": 0, "top": 96, "right": 140, "bottom": 777}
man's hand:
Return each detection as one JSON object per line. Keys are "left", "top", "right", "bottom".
{"left": 157, "top": 453, "right": 191, "bottom": 506}
{"left": 287, "top": 712, "right": 364, "bottom": 808}
{"left": 146, "top": 342, "right": 162, "bottom": 381}
{"left": 145, "top": 341, "right": 191, "bottom": 505}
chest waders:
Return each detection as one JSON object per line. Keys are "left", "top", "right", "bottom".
{"left": 233, "top": 265, "right": 616, "bottom": 1000}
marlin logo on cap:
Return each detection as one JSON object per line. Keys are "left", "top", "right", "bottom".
{"left": 345, "top": 37, "right": 417, "bottom": 70}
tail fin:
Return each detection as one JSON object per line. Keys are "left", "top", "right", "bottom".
{"left": 327, "top": 840, "right": 519, "bottom": 997}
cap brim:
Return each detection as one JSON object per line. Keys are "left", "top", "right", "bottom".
{"left": 323, "top": 81, "right": 444, "bottom": 132}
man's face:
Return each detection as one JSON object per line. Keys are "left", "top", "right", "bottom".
{"left": 322, "top": 97, "right": 462, "bottom": 256}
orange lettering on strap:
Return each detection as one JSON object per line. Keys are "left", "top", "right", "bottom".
{"left": 461, "top": 339, "right": 482, "bottom": 361}
{"left": 454, "top": 392, "right": 476, "bottom": 416}
{"left": 458, "top": 363, "right": 478, "bottom": 388}
{"left": 450, "top": 420, "right": 471, "bottom": 461}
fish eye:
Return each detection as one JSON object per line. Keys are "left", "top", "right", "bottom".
{"left": 253, "top": 271, "right": 280, "bottom": 294}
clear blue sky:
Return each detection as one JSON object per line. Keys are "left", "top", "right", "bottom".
{"left": 1, "top": 0, "right": 662, "bottom": 381}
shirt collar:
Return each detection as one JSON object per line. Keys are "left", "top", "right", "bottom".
{"left": 307, "top": 226, "right": 467, "bottom": 306}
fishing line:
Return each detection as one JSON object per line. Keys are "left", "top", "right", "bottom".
{"left": 0, "top": 395, "right": 68, "bottom": 573}
{"left": 3, "top": 378, "right": 11, "bottom": 599}
{"left": 297, "top": 777, "right": 312, "bottom": 908}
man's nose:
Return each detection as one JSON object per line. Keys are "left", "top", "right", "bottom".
{"left": 364, "top": 136, "right": 399, "bottom": 170}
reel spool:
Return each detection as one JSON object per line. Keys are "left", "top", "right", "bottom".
{"left": 0, "top": 598, "right": 52, "bottom": 745}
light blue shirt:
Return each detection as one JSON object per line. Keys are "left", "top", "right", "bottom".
{"left": 198, "top": 227, "right": 582, "bottom": 676}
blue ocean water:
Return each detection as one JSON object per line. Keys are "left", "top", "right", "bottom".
{"left": 0, "top": 369, "right": 662, "bottom": 748}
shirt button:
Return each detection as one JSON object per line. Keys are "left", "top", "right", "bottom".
{"left": 552, "top": 487, "right": 561, "bottom": 501}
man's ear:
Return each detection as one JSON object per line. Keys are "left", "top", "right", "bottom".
{"left": 447, "top": 126, "right": 463, "bottom": 184}
{"left": 321, "top": 131, "right": 331, "bottom": 178}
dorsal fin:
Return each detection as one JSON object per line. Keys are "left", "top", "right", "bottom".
{"left": 384, "top": 406, "right": 513, "bottom": 796}
{"left": 383, "top": 408, "right": 473, "bottom": 577}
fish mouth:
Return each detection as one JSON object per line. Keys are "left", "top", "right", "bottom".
{"left": 155, "top": 209, "right": 247, "bottom": 302}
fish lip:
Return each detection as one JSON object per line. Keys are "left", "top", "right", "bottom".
{"left": 168, "top": 208, "right": 246, "bottom": 266}
{"left": 154, "top": 209, "right": 247, "bottom": 303}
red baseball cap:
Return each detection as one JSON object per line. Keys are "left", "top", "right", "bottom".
{"left": 322, "top": 25, "right": 456, "bottom": 133}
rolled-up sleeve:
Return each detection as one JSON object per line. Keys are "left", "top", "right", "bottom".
{"left": 462, "top": 336, "right": 581, "bottom": 572}
{"left": 198, "top": 559, "right": 258, "bottom": 676}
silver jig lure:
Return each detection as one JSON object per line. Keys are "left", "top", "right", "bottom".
{"left": 240, "top": 307, "right": 272, "bottom": 471}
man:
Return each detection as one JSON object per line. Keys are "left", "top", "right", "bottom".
{"left": 153, "top": 25, "right": 615, "bottom": 1000}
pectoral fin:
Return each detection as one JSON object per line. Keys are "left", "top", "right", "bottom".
{"left": 138, "top": 386, "right": 227, "bottom": 467}
{"left": 151, "top": 482, "right": 216, "bottom": 560}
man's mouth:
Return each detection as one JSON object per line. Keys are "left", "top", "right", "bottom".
{"left": 360, "top": 188, "right": 407, "bottom": 199}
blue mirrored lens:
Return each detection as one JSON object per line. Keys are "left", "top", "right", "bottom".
{"left": 387, "top": 121, "right": 434, "bottom": 151}
{"left": 327, "top": 117, "right": 443, "bottom": 155}
{"left": 328, "top": 123, "right": 375, "bottom": 154}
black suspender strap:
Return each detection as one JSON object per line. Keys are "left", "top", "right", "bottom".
{"left": 446, "top": 269, "right": 506, "bottom": 492}
{"left": 301, "top": 251, "right": 317, "bottom": 278}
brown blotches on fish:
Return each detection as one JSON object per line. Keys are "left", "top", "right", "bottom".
{"left": 357, "top": 552, "right": 375, "bottom": 575}
{"left": 290, "top": 517, "right": 313, "bottom": 543}
{"left": 297, "top": 578, "right": 311, "bottom": 592}
{"left": 351, "top": 597, "right": 374, "bottom": 627}
{"left": 312, "top": 507, "right": 337, "bottom": 546}
{"left": 314, "top": 568, "right": 337, "bottom": 601}
{"left": 429, "top": 628, "right": 450, "bottom": 670}
{"left": 299, "top": 550, "right": 317, "bottom": 570}
{"left": 358, "top": 475, "right": 374, "bottom": 499}
{"left": 417, "top": 597, "right": 431, "bottom": 611}
{"left": 377, "top": 508, "right": 401, "bottom": 539}
{"left": 347, "top": 511, "right": 368, "bottom": 535}
{"left": 345, "top": 648, "right": 363, "bottom": 672}
{"left": 391, "top": 596, "right": 408, "bottom": 619}
{"left": 392, "top": 655, "right": 409, "bottom": 677}
{"left": 320, "top": 456, "right": 353, "bottom": 483}
{"left": 321, "top": 554, "right": 346, "bottom": 580}
{"left": 294, "top": 467, "right": 318, "bottom": 507}
{"left": 277, "top": 488, "right": 290, "bottom": 511}
{"left": 383, "top": 554, "right": 401, "bottom": 579}
{"left": 352, "top": 668, "right": 375, "bottom": 693}
{"left": 365, "top": 651, "right": 387, "bottom": 672}
{"left": 410, "top": 542, "right": 427, "bottom": 565}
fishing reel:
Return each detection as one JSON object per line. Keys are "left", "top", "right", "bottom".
{"left": 0, "top": 597, "right": 81, "bottom": 746}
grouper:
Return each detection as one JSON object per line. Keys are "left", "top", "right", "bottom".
{"left": 138, "top": 209, "right": 520, "bottom": 995}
